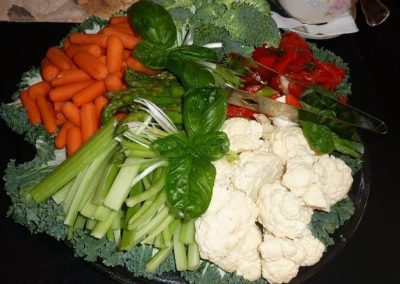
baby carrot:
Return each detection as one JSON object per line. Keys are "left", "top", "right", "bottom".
{"left": 101, "top": 27, "right": 140, "bottom": 49}
{"left": 110, "top": 16, "right": 128, "bottom": 25}
{"left": 110, "top": 23, "right": 134, "bottom": 35}
{"left": 63, "top": 39, "right": 72, "bottom": 50}
{"left": 106, "top": 35, "right": 124, "bottom": 74}
{"left": 126, "top": 57, "right": 158, "bottom": 75}
{"left": 64, "top": 44, "right": 102, "bottom": 58}
{"left": 66, "top": 126, "right": 83, "bottom": 156}
{"left": 123, "top": 50, "right": 131, "bottom": 60}
{"left": 49, "top": 80, "right": 93, "bottom": 102}
{"left": 53, "top": 101, "right": 65, "bottom": 112}
{"left": 51, "top": 69, "right": 92, "bottom": 87}
{"left": 73, "top": 51, "right": 108, "bottom": 80}
{"left": 28, "top": 81, "right": 51, "bottom": 100}
{"left": 41, "top": 58, "right": 59, "bottom": 82}
{"left": 69, "top": 33, "right": 109, "bottom": 48}
{"left": 94, "top": 95, "right": 109, "bottom": 120}
{"left": 46, "top": 47, "right": 75, "bottom": 70}
{"left": 104, "top": 74, "right": 123, "bottom": 92}
{"left": 80, "top": 102, "right": 98, "bottom": 142}
{"left": 55, "top": 121, "right": 74, "bottom": 149}
{"left": 72, "top": 80, "right": 106, "bottom": 106}
{"left": 98, "top": 55, "right": 106, "bottom": 64}
{"left": 61, "top": 101, "right": 81, "bottom": 126}
{"left": 20, "top": 90, "right": 42, "bottom": 124}
{"left": 36, "top": 95, "right": 57, "bottom": 133}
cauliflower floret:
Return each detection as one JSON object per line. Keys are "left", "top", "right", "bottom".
{"left": 282, "top": 155, "right": 330, "bottom": 211}
{"left": 269, "top": 126, "right": 314, "bottom": 161}
{"left": 254, "top": 114, "right": 275, "bottom": 139}
{"left": 222, "top": 118, "right": 267, "bottom": 152}
{"left": 195, "top": 185, "right": 259, "bottom": 267}
{"left": 232, "top": 151, "right": 284, "bottom": 201}
{"left": 314, "top": 154, "right": 353, "bottom": 206}
{"left": 257, "top": 183, "right": 313, "bottom": 239}
{"left": 271, "top": 116, "right": 298, "bottom": 128}
{"left": 217, "top": 224, "right": 262, "bottom": 281}
{"left": 212, "top": 157, "right": 234, "bottom": 187}
{"left": 259, "top": 233, "right": 325, "bottom": 284}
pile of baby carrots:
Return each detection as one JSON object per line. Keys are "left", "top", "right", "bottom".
{"left": 19, "top": 16, "right": 156, "bottom": 156}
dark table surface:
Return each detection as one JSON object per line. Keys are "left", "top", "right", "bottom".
{"left": 1, "top": 1, "right": 399, "bottom": 283}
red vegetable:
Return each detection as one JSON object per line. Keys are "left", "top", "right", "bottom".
{"left": 227, "top": 105, "right": 258, "bottom": 119}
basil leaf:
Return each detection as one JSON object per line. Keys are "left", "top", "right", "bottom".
{"left": 167, "top": 59, "right": 215, "bottom": 90}
{"left": 332, "top": 133, "right": 364, "bottom": 159}
{"left": 151, "top": 132, "right": 188, "bottom": 157}
{"left": 128, "top": 0, "right": 177, "bottom": 48}
{"left": 168, "top": 45, "right": 218, "bottom": 62}
{"left": 166, "top": 155, "right": 215, "bottom": 219}
{"left": 132, "top": 40, "right": 168, "bottom": 69}
{"left": 192, "top": 131, "right": 229, "bottom": 161}
{"left": 183, "top": 87, "right": 227, "bottom": 136}
{"left": 300, "top": 120, "right": 335, "bottom": 154}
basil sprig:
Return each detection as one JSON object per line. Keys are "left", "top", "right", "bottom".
{"left": 151, "top": 87, "right": 229, "bottom": 219}
{"left": 127, "top": 0, "right": 218, "bottom": 89}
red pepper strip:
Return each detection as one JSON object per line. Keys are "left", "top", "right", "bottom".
{"left": 273, "top": 48, "right": 296, "bottom": 73}
{"left": 227, "top": 105, "right": 258, "bottom": 119}
{"left": 287, "top": 82, "right": 306, "bottom": 98}
{"left": 280, "top": 32, "right": 311, "bottom": 53}
{"left": 285, "top": 93, "right": 302, "bottom": 108}
{"left": 245, "top": 84, "right": 264, "bottom": 94}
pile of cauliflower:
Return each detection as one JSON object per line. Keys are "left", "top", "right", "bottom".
{"left": 194, "top": 115, "right": 353, "bottom": 284}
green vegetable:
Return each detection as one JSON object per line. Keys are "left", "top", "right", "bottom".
{"left": 128, "top": 0, "right": 177, "bottom": 48}
{"left": 310, "top": 198, "right": 355, "bottom": 247}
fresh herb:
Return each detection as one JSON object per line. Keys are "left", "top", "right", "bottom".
{"left": 152, "top": 87, "right": 229, "bottom": 219}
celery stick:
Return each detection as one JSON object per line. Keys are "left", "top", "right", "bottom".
{"left": 114, "top": 229, "right": 121, "bottom": 246}
{"left": 86, "top": 219, "right": 97, "bottom": 231}
{"left": 180, "top": 219, "right": 195, "bottom": 244}
{"left": 107, "top": 228, "right": 115, "bottom": 242}
{"left": 142, "top": 214, "right": 174, "bottom": 245}
{"left": 91, "top": 210, "right": 118, "bottom": 239}
{"left": 126, "top": 149, "right": 157, "bottom": 158}
{"left": 132, "top": 207, "right": 169, "bottom": 246}
{"left": 125, "top": 174, "right": 165, "bottom": 207}
{"left": 128, "top": 192, "right": 166, "bottom": 230}
{"left": 80, "top": 194, "right": 98, "bottom": 219}
{"left": 143, "top": 175, "right": 152, "bottom": 190}
{"left": 63, "top": 168, "right": 88, "bottom": 214}
{"left": 67, "top": 225, "right": 74, "bottom": 240}
{"left": 111, "top": 211, "right": 122, "bottom": 230}
{"left": 31, "top": 119, "right": 117, "bottom": 203}
{"left": 187, "top": 243, "right": 200, "bottom": 271}
{"left": 127, "top": 194, "right": 157, "bottom": 225}
{"left": 142, "top": 237, "right": 155, "bottom": 246}
{"left": 64, "top": 148, "right": 115, "bottom": 226}
{"left": 154, "top": 233, "right": 165, "bottom": 248}
{"left": 94, "top": 205, "right": 113, "bottom": 222}
{"left": 73, "top": 214, "right": 87, "bottom": 231}
{"left": 92, "top": 157, "right": 123, "bottom": 206}
{"left": 163, "top": 219, "right": 179, "bottom": 247}
{"left": 120, "top": 182, "right": 143, "bottom": 251}
{"left": 52, "top": 180, "right": 73, "bottom": 205}
{"left": 104, "top": 158, "right": 140, "bottom": 211}
{"left": 173, "top": 223, "right": 188, "bottom": 271}
{"left": 146, "top": 245, "right": 173, "bottom": 272}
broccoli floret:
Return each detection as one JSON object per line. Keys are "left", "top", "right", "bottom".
{"left": 214, "top": 3, "right": 280, "bottom": 48}
{"left": 220, "top": 0, "right": 271, "bottom": 16}
{"left": 190, "top": 4, "right": 227, "bottom": 26}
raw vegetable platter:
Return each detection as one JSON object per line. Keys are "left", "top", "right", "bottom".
{"left": 0, "top": 1, "right": 371, "bottom": 284}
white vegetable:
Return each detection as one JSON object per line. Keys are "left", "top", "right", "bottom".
{"left": 257, "top": 183, "right": 313, "bottom": 239}
{"left": 269, "top": 126, "right": 314, "bottom": 161}
{"left": 195, "top": 184, "right": 261, "bottom": 280}
{"left": 221, "top": 118, "right": 267, "bottom": 152}
{"left": 232, "top": 151, "right": 284, "bottom": 201}
{"left": 259, "top": 233, "right": 325, "bottom": 284}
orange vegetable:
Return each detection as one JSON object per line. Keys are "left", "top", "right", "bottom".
{"left": 36, "top": 95, "right": 57, "bottom": 133}
{"left": 64, "top": 44, "right": 102, "bottom": 58}
{"left": 20, "top": 90, "right": 42, "bottom": 124}
{"left": 63, "top": 39, "right": 72, "bottom": 50}
{"left": 110, "top": 23, "right": 135, "bottom": 35}
{"left": 73, "top": 51, "right": 108, "bottom": 80}
{"left": 110, "top": 16, "right": 128, "bottom": 25}
{"left": 106, "top": 35, "right": 124, "bottom": 74}
{"left": 123, "top": 50, "right": 131, "bottom": 60}
{"left": 61, "top": 101, "right": 81, "bottom": 126}
{"left": 55, "top": 121, "right": 74, "bottom": 149}
{"left": 49, "top": 80, "right": 93, "bottom": 102}
{"left": 28, "top": 81, "right": 51, "bottom": 100}
{"left": 94, "top": 95, "right": 109, "bottom": 119}
{"left": 72, "top": 80, "right": 106, "bottom": 106}
{"left": 46, "top": 47, "right": 75, "bottom": 70}
{"left": 104, "top": 74, "right": 123, "bottom": 92}
{"left": 53, "top": 101, "right": 65, "bottom": 112}
{"left": 69, "top": 32, "right": 109, "bottom": 48}
{"left": 66, "top": 126, "right": 83, "bottom": 156}
{"left": 51, "top": 69, "right": 92, "bottom": 87}
{"left": 101, "top": 27, "right": 140, "bottom": 49}
{"left": 126, "top": 57, "right": 158, "bottom": 75}
{"left": 41, "top": 58, "right": 59, "bottom": 82}
{"left": 80, "top": 102, "right": 98, "bottom": 142}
